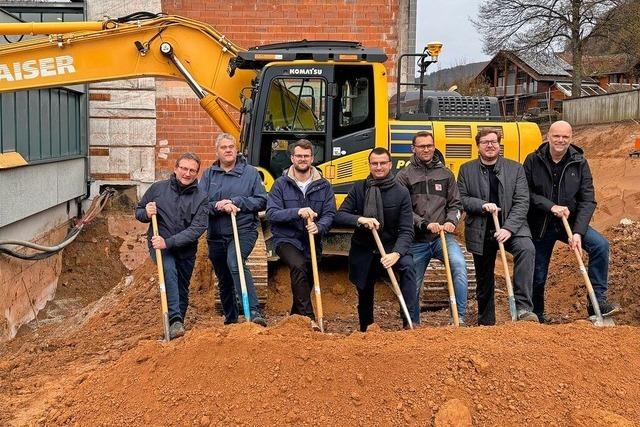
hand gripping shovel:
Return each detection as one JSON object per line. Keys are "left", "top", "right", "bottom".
{"left": 151, "top": 215, "right": 171, "bottom": 342}
{"left": 231, "top": 212, "right": 251, "bottom": 322}
{"left": 439, "top": 229, "right": 460, "bottom": 327}
{"left": 561, "top": 216, "right": 614, "bottom": 327}
{"left": 492, "top": 212, "right": 518, "bottom": 322}
{"left": 371, "top": 228, "right": 414, "bottom": 330}
{"left": 307, "top": 217, "right": 325, "bottom": 332}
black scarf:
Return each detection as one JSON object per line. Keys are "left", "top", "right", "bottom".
{"left": 363, "top": 173, "right": 395, "bottom": 230}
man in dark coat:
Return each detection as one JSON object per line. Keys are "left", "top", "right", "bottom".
{"left": 523, "top": 120, "right": 621, "bottom": 322}
{"left": 457, "top": 128, "right": 538, "bottom": 325}
{"left": 334, "top": 147, "right": 416, "bottom": 331}
{"left": 199, "top": 133, "right": 268, "bottom": 326}
{"left": 135, "top": 152, "right": 208, "bottom": 339}
{"left": 266, "top": 139, "right": 336, "bottom": 327}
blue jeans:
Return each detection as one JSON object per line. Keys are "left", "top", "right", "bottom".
{"left": 150, "top": 249, "right": 195, "bottom": 324}
{"left": 532, "top": 224, "right": 610, "bottom": 320}
{"left": 208, "top": 230, "right": 260, "bottom": 323}
{"left": 409, "top": 234, "right": 468, "bottom": 323}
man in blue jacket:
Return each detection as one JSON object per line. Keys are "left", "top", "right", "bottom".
{"left": 135, "top": 152, "right": 208, "bottom": 339}
{"left": 524, "top": 120, "right": 621, "bottom": 322}
{"left": 334, "top": 147, "right": 416, "bottom": 331}
{"left": 266, "top": 139, "right": 336, "bottom": 326}
{"left": 199, "top": 133, "right": 268, "bottom": 326}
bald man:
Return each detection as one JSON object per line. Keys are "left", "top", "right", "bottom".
{"left": 523, "top": 120, "right": 621, "bottom": 323}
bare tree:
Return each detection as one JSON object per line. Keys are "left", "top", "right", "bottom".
{"left": 473, "top": 0, "right": 625, "bottom": 97}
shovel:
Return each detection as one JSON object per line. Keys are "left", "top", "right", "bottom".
{"left": 231, "top": 211, "right": 251, "bottom": 322}
{"left": 561, "top": 216, "right": 614, "bottom": 327}
{"left": 492, "top": 212, "right": 518, "bottom": 321}
{"left": 307, "top": 216, "right": 325, "bottom": 332}
{"left": 151, "top": 214, "right": 171, "bottom": 342}
{"left": 439, "top": 229, "right": 460, "bottom": 327}
{"left": 371, "top": 228, "right": 414, "bottom": 330}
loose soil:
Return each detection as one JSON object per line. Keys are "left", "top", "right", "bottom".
{"left": 1, "top": 121, "right": 639, "bottom": 426}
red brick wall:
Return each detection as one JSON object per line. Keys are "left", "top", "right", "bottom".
{"left": 155, "top": 0, "right": 401, "bottom": 177}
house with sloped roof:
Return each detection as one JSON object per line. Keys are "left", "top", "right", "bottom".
{"left": 474, "top": 50, "right": 606, "bottom": 117}
{"left": 558, "top": 52, "right": 640, "bottom": 92}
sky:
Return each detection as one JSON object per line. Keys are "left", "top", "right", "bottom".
{"left": 416, "top": 0, "right": 490, "bottom": 72}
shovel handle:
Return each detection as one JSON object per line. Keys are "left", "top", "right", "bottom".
{"left": 371, "top": 228, "right": 413, "bottom": 329}
{"left": 231, "top": 212, "right": 251, "bottom": 322}
{"left": 151, "top": 215, "right": 171, "bottom": 342}
{"left": 492, "top": 212, "right": 517, "bottom": 321}
{"left": 307, "top": 216, "right": 324, "bottom": 332}
{"left": 560, "top": 216, "right": 603, "bottom": 322}
{"left": 439, "top": 230, "right": 459, "bottom": 327}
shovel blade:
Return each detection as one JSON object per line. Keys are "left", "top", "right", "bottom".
{"left": 588, "top": 315, "right": 616, "bottom": 327}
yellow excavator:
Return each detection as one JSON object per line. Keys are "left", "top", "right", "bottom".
{"left": 0, "top": 13, "right": 541, "bottom": 309}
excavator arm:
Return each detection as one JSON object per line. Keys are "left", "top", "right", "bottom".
{"left": 0, "top": 14, "right": 257, "bottom": 138}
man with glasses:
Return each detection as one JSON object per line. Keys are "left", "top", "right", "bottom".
{"left": 266, "top": 139, "right": 336, "bottom": 328}
{"left": 135, "top": 152, "right": 208, "bottom": 339}
{"left": 395, "top": 131, "right": 468, "bottom": 326}
{"left": 334, "top": 147, "right": 416, "bottom": 331}
{"left": 458, "top": 128, "right": 538, "bottom": 325}
{"left": 199, "top": 133, "right": 268, "bottom": 326}
{"left": 523, "top": 120, "right": 621, "bottom": 322}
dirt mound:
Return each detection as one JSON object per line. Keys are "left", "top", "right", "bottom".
{"left": 31, "top": 321, "right": 640, "bottom": 426}
{"left": 541, "top": 220, "right": 640, "bottom": 325}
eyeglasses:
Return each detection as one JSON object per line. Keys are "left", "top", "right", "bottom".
{"left": 479, "top": 140, "right": 500, "bottom": 146}
{"left": 413, "top": 144, "right": 435, "bottom": 150}
{"left": 369, "top": 161, "right": 390, "bottom": 167}
{"left": 177, "top": 166, "right": 198, "bottom": 175}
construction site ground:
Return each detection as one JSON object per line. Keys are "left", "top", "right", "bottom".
{"left": 1, "top": 121, "right": 640, "bottom": 426}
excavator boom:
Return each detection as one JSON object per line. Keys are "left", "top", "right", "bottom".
{"left": 0, "top": 15, "right": 256, "bottom": 137}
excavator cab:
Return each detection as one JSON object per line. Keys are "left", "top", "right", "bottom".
{"left": 234, "top": 41, "right": 386, "bottom": 199}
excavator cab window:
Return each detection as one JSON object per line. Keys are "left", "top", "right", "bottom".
{"left": 259, "top": 76, "right": 327, "bottom": 177}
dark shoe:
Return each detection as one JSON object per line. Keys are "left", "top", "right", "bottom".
{"left": 517, "top": 310, "right": 539, "bottom": 323}
{"left": 224, "top": 317, "right": 238, "bottom": 325}
{"left": 169, "top": 321, "right": 185, "bottom": 340}
{"left": 251, "top": 311, "right": 267, "bottom": 327}
{"left": 588, "top": 301, "right": 622, "bottom": 318}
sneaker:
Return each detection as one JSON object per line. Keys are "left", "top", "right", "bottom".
{"left": 517, "top": 310, "right": 539, "bottom": 323}
{"left": 169, "top": 321, "right": 185, "bottom": 340}
{"left": 251, "top": 312, "right": 267, "bottom": 327}
{"left": 588, "top": 301, "right": 622, "bottom": 318}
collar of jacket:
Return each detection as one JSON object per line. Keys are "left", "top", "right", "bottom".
{"left": 478, "top": 155, "right": 504, "bottom": 173}
{"left": 411, "top": 149, "right": 444, "bottom": 170}
{"left": 210, "top": 154, "right": 247, "bottom": 176}
{"left": 170, "top": 173, "right": 198, "bottom": 193}
{"left": 535, "top": 141, "right": 585, "bottom": 164}
{"left": 285, "top": 165, "right": 323, "bottom": 183}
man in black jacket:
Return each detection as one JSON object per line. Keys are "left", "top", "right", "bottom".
{"left": 135, "top": 152, "right": 208, "bottom": 339}
{"left": 523, "top": 120, "right": 621, "bottom": 322}
{"left": 334, "top": 147, "right": 416, "bottom": 331}
{"left": 458, "top": 128, "right": 538, "bottom": 325}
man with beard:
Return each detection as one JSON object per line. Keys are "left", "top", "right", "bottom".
{"left": 266, "top": 139, "right": 336, "bottom": 327}
{"left": 524, "top": 120, "right": 621, "bottom": 322}
{"left": 395, "top": 131, "right": 468, "bottom": 326}
{"left": 457, "top": 128, "right": 538, "bottom": 325}
{"left": 199, "top": 133, "right": 268, "bottom": 326}
{"left": 334, "top": 147, "right": 416, "bottom": 331}
{"left": 135, "top": 152, "right": 208, "bottom": 339}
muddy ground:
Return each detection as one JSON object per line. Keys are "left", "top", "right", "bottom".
{"left": 1, "top": 121, "right": 639, "bottom": 426}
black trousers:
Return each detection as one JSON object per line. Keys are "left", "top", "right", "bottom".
{"left": 355, "top": 254, "right": 416, "bottom": 332}
{"left": 473, "top": 231, "right": 535, "bottom": 326}
{"left": 276, "top": 243, "right": 316, "bottom": 320}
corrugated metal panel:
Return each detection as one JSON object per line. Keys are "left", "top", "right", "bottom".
{"left": 0, "top": 6, "right": 85, "bottom": 163}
